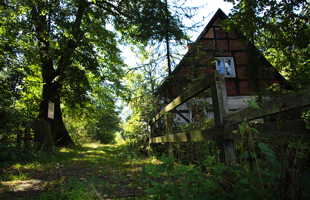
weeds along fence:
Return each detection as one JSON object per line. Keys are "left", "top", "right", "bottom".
{"left": 148, "top": 70, "right": 310, "bottom": 165}
{"left": 0, "top": 120, "right": 53, "bottom": 150}
{"left": 0, "top": 128, "right": 25, "bottom": 147}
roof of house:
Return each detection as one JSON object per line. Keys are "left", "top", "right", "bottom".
{"left": 156, "top": 8, "right": 288, "bottom": 96}
{"left": 163, "top": 9, "right": 228, "bottom": 76}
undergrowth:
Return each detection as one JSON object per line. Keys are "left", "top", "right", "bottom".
{"left": 134, "top": 135, "right": 310, "bottom": 200}
{"left": 133, "top": 101, "right": 310, "bottom": 199}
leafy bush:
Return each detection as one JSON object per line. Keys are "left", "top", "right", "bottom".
{"left": 173, "top": 141, "right": 219, "bottom": 167}
{"left": 137, "top": 109, "right": 310, "bottom": 199}
{"left": 86, "top": 110, "right": 121, "bottom": 144}
{"left": 115, "top": 131, "right": 125, "bottom": 144}
{"left": 0, "top": 141, "right": 38, "bottom": 167}
{"left": 0, "top": 134, "right": 59, "bottom": 167}
{"left": 135, "top": 138, "right": 310, "bottom": 199}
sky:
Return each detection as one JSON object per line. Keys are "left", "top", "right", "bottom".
{"left": 121, "top": 0, "right": 234, "bottom": 67}
{"left": 120, "top": 0, "right": 234, "bottom": 120}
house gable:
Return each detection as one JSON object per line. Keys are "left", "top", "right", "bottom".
{"left": 157, "top": 8, "right": 285, "bottom": 100}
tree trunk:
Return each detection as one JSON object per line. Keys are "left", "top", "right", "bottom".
{"left": 39, "top": 82, "right": 74, "bottom": 147}
{"left": 32, "top": 1, "right": 85, "bottom": 147}
{"left": 50, "top": 96, "right": 74, "bottom": 146}
{"left": 165, "top": 0, "right": 172, "bottom": 75}
{"left": 37, "top": 53, "right": 75, "bottom": 147}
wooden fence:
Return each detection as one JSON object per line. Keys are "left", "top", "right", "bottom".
{"left": 0, "top": 120, "right": 53, "bottom": 150}
{"left": 149, "top": 70, "right": 310, "bottom": 165}
{"left": 0, "top": 129, "right": 25, "bottom": 147}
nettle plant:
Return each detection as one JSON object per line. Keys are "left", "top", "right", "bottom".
{"left": 173, "top": 96, "right": 216, "bottom": 166}
{"left": 177, "top": 96, "right": 214, "bottom": 133}
{"left": 134, "top": 154, "right": 229, "bottom": 200}
{"left": 137, "top": 140, "right": 310, "bottom": 199}
{"left": 137, "top": 100, "right": 310, "bottom": 199}
{"left": 173, "top": 140, "right": 219, "bottom": 167}
{"left": 230, "top": 99, "right": 310, "bottom": 199}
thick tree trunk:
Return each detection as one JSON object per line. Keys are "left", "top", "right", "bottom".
{"left": 37, "top": 48, "right": 75, "bottom": 147}
{"left": 50, "top": 96, "right": 74, "bottom": 146}
{"left": 39, "top": 82, "right": 74, "bottom": 147}
{"left": 38, "top": 59, "right": 74, "bottom": 147}
{"left": 33, "top": 1, "right": 85, "bottom": 147}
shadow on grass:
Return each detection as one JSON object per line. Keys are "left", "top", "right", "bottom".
{"left": 0, "top": 143, "right": 150, "bottom": 200}
{"left": 0, "top": 143, "right": 125, "bottom": 167}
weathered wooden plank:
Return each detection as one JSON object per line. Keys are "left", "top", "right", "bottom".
{"left": 211, "top": 73, "right": 236, "bottom": 166}
{"left": 165, "top": 115, "right": 173, "bottom": 157}
{"left": 224, "top": 89, "right": 310, "bottom": 126}
{"left": 0, "top": 129, "right": 23, "bottom": 135}
{"left": 150, "top": 120, "right": 310, "bottom": 143}
{"left": 24, "top": 121, "right": 31, "bottom": 147}
{"left": 211, "top": 73, "right": 228, "bottom": 127}
{"left": 150, "top": 128, "right": 219, "bottom": 143}
{"left": 148, "top": 123, "right": 154, "bottom": 157}
{"left": 223, "top": 120, "right": 310, "bottom": 139}
{"left": 150, "top": 70, "right": 219, "bottom": 125}
{"left": 174, "top": 110, "right": 190, "bottom": 123}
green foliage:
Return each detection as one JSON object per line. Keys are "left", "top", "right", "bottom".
{"left": 35, "top": 177, "right": 101, "bottom": 200}
{"left": 136, "top": 99, "right": 310, "bottom": 199}
{"left": 121, "top": 0, "right": 186, "bottom": 44}
{"left": 87, "top": 112, "right": 120, "bottom": 144}
{"left": 0, "top": 141, "right": 38, "bottom": 167}
{"left": 135, "top": 135, "right": 310, "bottom": 199}
{"left": 0, "top": 106, "right": 21, "bottom": 131}
{"left": 134, "top": 154, "right": 226, "bottom": 199}
{"left": 1, "top": 167, "right": 29, "bottom": 182}
{"left": 2, "top": 0, "right": 190, "bottom": 146}
{"left": 174, "top": 141, "right": 219, "bottom": 167}
{"left": 164, "top": 96, "right": 217, "bottom": 167}
{"left": 224, "top": 0, "right": 310, "bottom": 92}
{"left": 62, "top": 92, "right": 122, "bottom": 145}
{"left": 302, "top": 110, "right": 310, "bottom": 130}
{"left": 122, "top": 67, "right": 161, "bottom": 155}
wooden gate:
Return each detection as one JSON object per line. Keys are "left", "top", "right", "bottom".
{"left": 149, "top": 70, "right": 310, "bottom": 165}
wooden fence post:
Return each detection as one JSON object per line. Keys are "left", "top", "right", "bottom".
{"left": 24, "top": 121, "right": 31, "bottom": 148}
{"left": 148, "top": 123, "right": 154, "bottom": 157}
{"left": 165, "top": 114, "right": 173, "bottom": 157}
{"left": 16, "top": 133, "right": 21, "bottom": 147}
{"left": 211, "top": 72, "right": 236, "bottom": 166}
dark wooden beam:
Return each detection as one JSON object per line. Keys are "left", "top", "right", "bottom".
{"left": 150, "top": 71, "right": 219, "bottom": 125}
{"left": 224, "top": 89, "right": 310, "bottom": 126}
{"left": 150, "top": 128, "right": 219, "bottom": 143}
{"left": 173, "top": 110, "right": 190, "bottom": 123}
{"left": 150, "top": 120, "right": 310, "bottom": 143}
{"left": 224, "top": 120, "right": 310, "bottom": 139}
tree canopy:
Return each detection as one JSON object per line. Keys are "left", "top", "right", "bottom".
{"left": 0, "top": 0, "right": 194, "bottom": 146}
{"left": 224, "top": 0, "right": 310, "bottom": 91}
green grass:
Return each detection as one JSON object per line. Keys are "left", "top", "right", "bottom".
{"left": 0, "top": 142, "right": 154, "bottom": 200}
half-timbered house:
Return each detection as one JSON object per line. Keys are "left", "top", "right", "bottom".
{"left": 156, "top": 8, "right": 286, "bottom": 126}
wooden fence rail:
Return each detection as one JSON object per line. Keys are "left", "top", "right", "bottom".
{"left": 0, "top": 129, "right": 24, "bottom": 147}
{"left": 149, "top": 70, "right": 310, "bottom": 165}
{"left": 0, "top": 120, "right": 53, "bottom": 150}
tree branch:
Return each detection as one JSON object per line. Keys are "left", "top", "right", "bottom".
{"left": 93, "top": 0, "right": 130, "bottom": 19}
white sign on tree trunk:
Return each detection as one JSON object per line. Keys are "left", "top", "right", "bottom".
{"left": 48, "top": 102, "right": 55, "bottom": 119}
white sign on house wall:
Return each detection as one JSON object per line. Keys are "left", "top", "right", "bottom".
{"left": 48, "top": 102, "right": 55, "bottom": 119}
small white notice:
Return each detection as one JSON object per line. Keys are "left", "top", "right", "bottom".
{"left": 48, "top": 102, "right": 55, "bottom": 119}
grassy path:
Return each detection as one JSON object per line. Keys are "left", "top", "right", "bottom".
{"left": 0, "top": 143, "right": 158, "bottom": 199}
